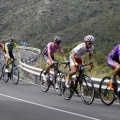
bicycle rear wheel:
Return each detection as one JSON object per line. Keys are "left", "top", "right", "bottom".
{"left": 2, "top": 64, "right": 9, "bottom": 83}
{"left": 0, "top": 63, "right": 2, "bottom": 79}
{"left": 99, "top": 76, "right": 115, "bottom": 106}
{"left": 12, "top": 67, "right": 19, "bottom": 85}
{"left": 79, "top": 75, "right": 95, "bottom": 105}
{"left": 39, "top": 69, "right": 50, "bottom": 92}
{"left": 61, "top": 74, "right": 73, "bottom": 100}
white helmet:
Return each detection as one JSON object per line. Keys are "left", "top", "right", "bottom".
{"left": 53, "top": 36, "right": 62, "bottom": 45}
{"left": 84, "top": 35, "right": 95, "bottom": 42}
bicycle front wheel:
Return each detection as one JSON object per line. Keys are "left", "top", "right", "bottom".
{"left": 79, "top": 75, "right": 95, "bottom": 105}
{"left": 99, "top": 76, "right": 115, "bottom": 106}
{"left": 61, "top": 74, "right": 73, "bottom": 100}
{"left": 55, "top": 72, "right": 65, "bottom": 96}
{"left": 2, "top": 64, "right": 9, "bottom": 83}
{"left": 39, "top": 69, "right": 50, "bottom": 92}
{"left": 12, "top": 67, "right": 19, "bottom": 85}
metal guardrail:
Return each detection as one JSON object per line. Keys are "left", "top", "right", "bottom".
{"left": 19, "top": 46, "right": 102, "bottom": 87}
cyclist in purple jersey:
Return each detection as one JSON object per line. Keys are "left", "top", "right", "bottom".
{"left": 107, "top": 44, "right": 120, "bottom": 91}
{"left": 43, "top": 36, "right": 67, "bottom": 74}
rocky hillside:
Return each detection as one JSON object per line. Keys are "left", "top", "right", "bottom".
{"left": 0, "top": 0, "right": 120, "bottom": 54}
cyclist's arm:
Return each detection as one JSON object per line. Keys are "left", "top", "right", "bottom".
{"left": 61, "top": 52, "right": 67, "bottom": 62}
{"left": 89, "top": 53, "right": 92, "bottom": 62}
{"left": 16, "top": 50, "right": 21, "bottom": 59}
{"left": 14, "top": 43, "right": 21, "bottom": 59}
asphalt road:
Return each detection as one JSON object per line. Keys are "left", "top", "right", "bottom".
{"left": 0, "top": 50, "right": 120, "bottom": 120}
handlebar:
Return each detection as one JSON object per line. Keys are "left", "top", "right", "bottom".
{"left": 53, "top": 61, "right": 70, "bottom": 69}
{"left": 79, "top": 62, "right": 93, "bottom": 71}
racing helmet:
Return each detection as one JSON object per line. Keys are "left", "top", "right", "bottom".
{"left": 84, "top": 35, "right": 95, "bottom": 43}
{"left": 53, "top": 36, "right": 62, "bottom": 45}
{"left": 9, "top": 37, "right": 15, "bottom": 42}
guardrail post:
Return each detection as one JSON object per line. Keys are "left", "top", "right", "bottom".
{"left": 21, "top": 69, "right": 27, "bottom": 77}
{"left": 35, "top": 75, "right": 39, "bottom": 84}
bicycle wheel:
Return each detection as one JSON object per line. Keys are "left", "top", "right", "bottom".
{"left": 12, "top": 67, "right": 19, "bottom": 85}
{"left": 55, "top": 72, "right": 65, "bottom": 96}
{"left": 99, "top": 76, "right": 115, "bottom": 106}
{"left": 61, "top": 74, "right": 73, "bottom": 100}
{"left": 79, "top": 75, "right": 95, "bottom": 105}
{"left": 39, "top": 69, "right": 50, "bottom": 92}
{"left": 2, "top": 64, "right": 9, "bottom": 83}
{"left": 0, "top": 63, "right": 2, "bottom": 79}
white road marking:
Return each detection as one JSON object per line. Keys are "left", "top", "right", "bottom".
{"left": 0, "top": 93, "right": 100, "bottom": 120}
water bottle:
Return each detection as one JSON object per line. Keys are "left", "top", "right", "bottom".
{"left": 50, "top": 74, "right": 54, "bottom": 81}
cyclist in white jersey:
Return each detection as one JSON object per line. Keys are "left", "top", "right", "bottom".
{"left": 65, "top": 35, "right": 95, "bottom": 88}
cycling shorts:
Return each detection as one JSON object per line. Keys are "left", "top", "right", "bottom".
{"left": 69, "top": 55, "right": 82, "bottom": 66}
{"left": 107, "top": 58, "right": 119, "bottom": 69}
{"left": 43, "top": 54, "right": 56, "bottom": 64}
{"left": 5, "top": 52, "right": 14, "bottom": 59}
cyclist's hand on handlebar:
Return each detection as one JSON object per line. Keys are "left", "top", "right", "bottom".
{"left": 75, "top": 62, "right": 79, "bottom": 66}
{"left": 89, "top": 61, "right": 94, "bottom": 71}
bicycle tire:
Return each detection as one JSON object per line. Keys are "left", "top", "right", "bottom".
{"left": 12, "top": 67, "right": 19, "bottom": 85}
{"left": 61, "top": 74, "right": 73, "bottom": 100}
{"left": 2, "top": 64, "right": 9, "bottom": 83}
{"left": 55, "top": 72, "right": 65, "bottom": 96}
{"left": 99, "top": 76, "right": 115, "bottom": 106}
{"left": 79, "top": 75, "right": 95, "bottom": 105}
{"left": 0, "top": 62, "right": 2, "bottom": 79}
{"left": 39, "top": 69, "right": 50, "bottom": 92}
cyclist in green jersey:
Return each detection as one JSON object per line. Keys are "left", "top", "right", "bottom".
{"left": 4, "top": 37, "right": 21, "bottom": 72}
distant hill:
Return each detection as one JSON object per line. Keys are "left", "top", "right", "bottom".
{"left": 0, "top": 0, "right": 120, "bottom": 55}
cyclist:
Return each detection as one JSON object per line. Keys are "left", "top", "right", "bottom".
{"left": 4, "top": 37, "right": 21, "bottom": 72}
{"left": 107, "top": 44, "right": 120, "bottom": 91}
{"left": 43, "top": 36, "right": 67, "bottom": 88}
{"left": 65, "top": 35, "right": 95, "bottom": 88}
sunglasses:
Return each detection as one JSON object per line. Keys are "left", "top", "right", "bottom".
{"left": 56, "top": 41, "right": 61, "bottom": 45}
{"left": 88, "top": 42, "right": 93, "bottom": 44}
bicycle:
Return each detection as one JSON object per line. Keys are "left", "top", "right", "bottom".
{"left": 1, "top": 58, "right": 20, "bottom": 85}
{"left": 39, "top": 61, "right": 70, "bottom": 95}
{"left": 61, "top": 62, "right": 95, "bottom": 105}
{"left": 99, "top": 76, "right": 120, "bottom": 106}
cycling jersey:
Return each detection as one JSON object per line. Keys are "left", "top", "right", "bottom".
{"left": 5, "top": 42, "right": 18, "bottom": 52}
{"left": 70, "top": 42, "right": 94, "bottom": 58}
{"left": 107, "top": 44, "right": 120, "bottom": 68}
{"left": 43, "top": 42, "right": 63, "bottom": 56}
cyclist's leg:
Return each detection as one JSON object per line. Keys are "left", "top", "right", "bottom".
{"left": 65, "top": 56, "right": 82, "bottom": 88}
{"left": 107, "top": 58, "right": 120, "bottom": 91}
{"left": 43, "top": 54, "right": 53, "bottom": 74}
{"left": 65, "top": 56, "right": 77, "bottom": 87}
{"left": 5, "top": 53, "right": 9, "bottom": 72}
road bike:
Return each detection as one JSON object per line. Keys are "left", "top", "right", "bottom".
{"left": 61, "top": 63, "right": 95, "bottom": 105}
{"left": 39, "top": 61, "right": 70, "bottom": 95}
{"left": 99, "top": 76, "right": 120, "bottom": 106}
{"left": 1, "top": 58, "right": 20, "bottom": 85}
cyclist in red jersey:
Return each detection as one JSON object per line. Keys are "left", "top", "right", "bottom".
{"left": 65, "top": 35, "right": 95, "bottom": 88}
